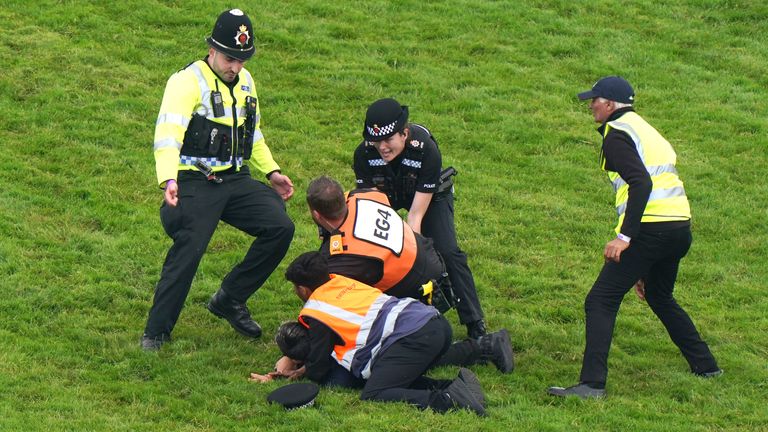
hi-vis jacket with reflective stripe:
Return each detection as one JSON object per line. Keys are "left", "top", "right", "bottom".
{"left": 602, "top": 111, "right": 691, "bottom": 234}
{"left": 299, "top": 274, "right": 428, "bottom": 379}
{"left": 153, "top": 59, "right": 280, "bottom": 187}
{"left": 330, "top": 190, "right": 418, "bottom": 291}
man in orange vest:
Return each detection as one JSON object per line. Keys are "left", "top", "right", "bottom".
{"left": 269, "top": 251, "right": 516, "bottom": 415}
{"left": 307, "top": 175, "right": 444, "bottom": 300}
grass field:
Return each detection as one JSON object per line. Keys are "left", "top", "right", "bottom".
{"left": 1, "top": 0, "right": 767, "bottom": 430}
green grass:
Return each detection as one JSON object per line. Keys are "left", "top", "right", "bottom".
{"left": 1, "top": 0, "right": 767, "bottom": 430}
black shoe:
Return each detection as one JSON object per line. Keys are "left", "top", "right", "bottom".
{"left": 445, "top": 377, "right": 486, "bottom": 416}
{"left": 207, "top": 290, "right": 262, "bottom": 338}
{"left": 467, "top": 319, "right": 487, "bottom": 339}
{"left": 478, "top": 329, "right": 515, "bottom": 373}
{"left": 141, "top": 333, "right": 170, "bottom": 351}
{"left": 695, "top": 368, "right": 723, "bottom": 378}
{"left": 458, "top": 368, "right": 485, "bottom": 406}
{"left": 547, "top": 383, "right": 605, "bottom": 399}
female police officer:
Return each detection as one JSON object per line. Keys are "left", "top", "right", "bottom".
{"left": 352, "top": 98, "right": 486, "bottom": 338}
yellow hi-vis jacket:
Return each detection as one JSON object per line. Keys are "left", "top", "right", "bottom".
{"left": 299, "top": 274, "right": 426, "bottom": 379}
{"left": 152, "top": 59, "right": 280, "bottom": 187}
{"left": 602, "top": 111, "right": 691, "bottom": 234}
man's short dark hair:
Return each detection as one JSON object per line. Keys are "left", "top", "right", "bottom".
{"left": 275, "top": 321, "right": 310, "bottom": 361}
{"left": 307, "top": 176, "right": 346, "bottom": 220}
{"left": 285, "top": 251, "right": 331, "bottom": 289}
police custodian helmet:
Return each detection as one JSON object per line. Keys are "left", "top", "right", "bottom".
{"left": 206, "top": 9, "right": 255, "bottom": 61}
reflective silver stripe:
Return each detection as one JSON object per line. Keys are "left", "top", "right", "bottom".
{"left": 609, "top": 120, "right": 645, "bottom": 162}
{"left": 303, "top": 295, "right": 387, "bottom": 372}
{"left": 616, "top": 186, "right": 687, "bottom": 215}
{"left": 179, "top": 155, "right": 242, "bottom": 167}
{"left": 611, "top": 176, "right": 626, "bottom": 192}
{"left": 402, "top": 158, "right": 422, "bottom": 169}
{"left": 251, "top": 129, "right": 264, "bottom": 143}
{"left": 611, "top": 164, "right": 678, "bottom": 193}
{"left": 156, "top": 113, "right": 190, "bottom": 128}
{"left": 369, "top": 159, "right": 387, "bottom": 167}
{"left": 360, "top": 298, "right": 415, "bottom": 379}
{"left": 242, "top": 69, "right": 255, "bottom": 94}
{"left": 647, "top": 163, "right": 678, "bottom": 177}
{"left": 342, "top": 295, "right": 390, "bottom": 372}
{"left": 303, "top": 300, "right": 366, "bottom": 325}
{"left": 154, "top": 138, "right": 182, "bottom": 151}
{"left": 188, "top": 63, "right": 210, "bottom": 103}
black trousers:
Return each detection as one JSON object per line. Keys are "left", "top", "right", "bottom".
{"left": 143, "top": 167, "right": 294, "bottom": 337}
{"left": 320, "top": 328, "right": 482, "bottom": 389}
{"left": 358, "top": 315, "right": 456, "bottom": 411}
{"left": 579, "top": 225, "right": 719, "bottom": 385}
{"left": 422, "top": 192, "right": 484, "bottom": 325}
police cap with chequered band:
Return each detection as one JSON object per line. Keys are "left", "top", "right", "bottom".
{"left": 363, "top": 98, "right": 409, "bottom": 142}
{"left": 206, "top": 9, "right": 255, "bottom": 61}
{"left": 266, "top": 383, "right": 319, "bottom": 410}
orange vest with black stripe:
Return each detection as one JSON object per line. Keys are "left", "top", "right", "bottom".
{"left": 299, "top": 274, "right": 419, "bottom": 378}
{"left": 328, "top": 190, "right": 418, "bottom": 291}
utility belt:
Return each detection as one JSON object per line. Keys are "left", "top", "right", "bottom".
{"left": 419, "top": 272, "right": 458, "bottom": 314}
{"left": 181, "top": 114, "right": 254, "bottom": 161}
{"left": 371, "top": 166, "right": 457, "bottom": 208}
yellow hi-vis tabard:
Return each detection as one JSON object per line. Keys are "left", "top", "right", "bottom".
{"left": 601, "top": 111, "right": 691, "bottom": 234}
{"left": 152, "top": 60, "right": 279, "bottom": 187}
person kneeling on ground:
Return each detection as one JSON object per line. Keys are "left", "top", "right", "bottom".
{"left": 255, "top": 251, "right": 515, "bottom": 415}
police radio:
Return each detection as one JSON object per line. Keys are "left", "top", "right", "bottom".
{"left": 211, "top": 91, "right": 225, "bottom": 118}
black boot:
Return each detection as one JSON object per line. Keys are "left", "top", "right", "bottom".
{"left": 141, "top": 333, "right": 171, "bottom": 351}
{"left": 458, "top": 368, "right": 485, "bottom": 406}
{"left": 443, "top": 376, "right": 486, "bottom": 416}
{"left": 466, "top": 319, "right": 487, "bottom": 339}
{"left": 478, "top": 329, "right": 514, "bottom": 373}
{"left": 207, "top": 289, "right": 262, "bottom": 338}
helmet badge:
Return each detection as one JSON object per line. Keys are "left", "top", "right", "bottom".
{"left": 235, "top": 24, "right": 250, "bottom": 47}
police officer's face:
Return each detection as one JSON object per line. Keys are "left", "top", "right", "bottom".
{"left": 208, "top": 48, "right": 246, "bottom": 82}
{"left": 373, "top": 131, "right": 407, "bottom": 162}
{"left": 589, "top": 97, "right": 614, "bottom": 123}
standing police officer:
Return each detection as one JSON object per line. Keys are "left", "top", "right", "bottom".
{"left": 548, "top": 76, "right": 721, "bottom": 398}
{"left": 353, "top": 99, "right": 487, "bottom": 338}
{"left": 142, "top": 9, "right": 295, "bottom": 350}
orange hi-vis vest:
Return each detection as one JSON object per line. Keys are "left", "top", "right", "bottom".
{"left": 328, "top": 190, "right": 418, "bottom": 291}
{"left": 299, "top": 274, "right": 422, "bottom": 379}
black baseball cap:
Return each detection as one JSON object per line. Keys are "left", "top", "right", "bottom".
{"left": 577, "top": 76, "right": 635, "bottom": 104}
{"left": 206, "top": 9, "right": 255, "bottom": 61}
{"left": 267, "top": 383, "right": 319, "bottom": 410}
{"left": 363, "top": 98, "right": 409, "bottom": 142}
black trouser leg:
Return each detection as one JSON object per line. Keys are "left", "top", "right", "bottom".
{"left": 432, "top": 338, "right": 482, "bottom": 368}
{"left": 643, "top": 229, "right": 719, "bottom": 374}
{"left": 359, "top": 316, "right": 452, "bottom": 410}
{"left": 144, "top": 175, "right": 227, "bottom": 337}
{"left": 320, "top": 336, "right": 479, "bottom": 389}
{"left": 422, "top": 193, "right": 484, "bottom": 324}
{"left": 579, "top": 226, "right": 712, "bottom": 385}
{"left": 219, "top": 172, "right": 294, "bottom": 302}
{"left": 579, "top": 259, "right": 639, "bottom": 385}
